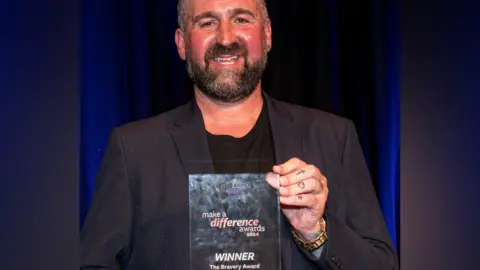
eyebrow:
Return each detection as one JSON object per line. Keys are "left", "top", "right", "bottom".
{"left": 193, "top": 8, "right": 257, "bottom": 24}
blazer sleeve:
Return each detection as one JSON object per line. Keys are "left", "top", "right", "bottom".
{"left": 313, "top": 120, "right": 399, "bottom": 270}
{"left": 80, "top": 129, "right": 133, "bottom": 269}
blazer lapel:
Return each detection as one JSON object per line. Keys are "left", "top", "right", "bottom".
{"left": 265, "top": 93, "right": 305, "bottom": 270}
{"left": 265, "top": 95, "right": 304, "bottom": 165}
{"left": 170, "top": 100, "right": 215, "bottom": 175}
{"left": 171, "top": 94, "right": 304, "bottom": 175}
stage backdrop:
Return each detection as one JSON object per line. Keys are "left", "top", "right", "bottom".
{"left": 80, "top": 0, "right": 399, "bottom": 249}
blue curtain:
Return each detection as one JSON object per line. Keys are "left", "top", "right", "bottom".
{"left": 80, "top": 0, "right": 399, "bottom": 250}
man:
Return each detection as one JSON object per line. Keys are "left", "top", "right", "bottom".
{"left": 80, "top": 0, "right": 399, "bottom": 269}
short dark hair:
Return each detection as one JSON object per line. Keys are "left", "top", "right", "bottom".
{"left": 177, "top": 0, "right": 269, "bottom": 30}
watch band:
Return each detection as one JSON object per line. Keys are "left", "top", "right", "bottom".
{"left": 291, "top": 217, "right": 328, "bottom": 252}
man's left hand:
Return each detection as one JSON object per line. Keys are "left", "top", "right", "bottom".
{"left": 267, "top": 158, "right": 328, "bottom": 239}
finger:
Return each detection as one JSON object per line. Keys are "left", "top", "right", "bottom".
{"left": 319, "top": 178, "right": 329, "bottom": 198}
{"left": 318, "top": 175, "right": 328, "bottom": 193}
{"left": 279, "top": 164, "right": 319, "bottom": 187}
{"left": 265, "top": 172, "right": 280, "bottom": 190}
{"left": 279, "top": 177, "right": 318, "bottom": 197}
{"left": 279, "top": 194, "right": 324, "bottom": 208}
{"left": 272, "top": 157, "right": 305, "bottom": 175}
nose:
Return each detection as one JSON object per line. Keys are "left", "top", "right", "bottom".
{"left": 216, "top": 21, "right": 235, "bottom": 47}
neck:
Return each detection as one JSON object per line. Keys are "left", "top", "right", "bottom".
{"left": 194, "top": 85, "right": 264, "bottom": 138}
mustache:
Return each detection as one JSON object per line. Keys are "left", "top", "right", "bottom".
{"left": 205, "top": 42, "right": 248, "bottom": 60}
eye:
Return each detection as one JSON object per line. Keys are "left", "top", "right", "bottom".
{"left": 200, "top": 21, "right": 216, "bottom": 28}
{"left": 235, "top": 17, "right": 250, "bottom": 24}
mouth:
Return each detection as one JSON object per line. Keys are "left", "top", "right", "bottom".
{"left": 211, "top": 55, "right": 241, "bottom": 65}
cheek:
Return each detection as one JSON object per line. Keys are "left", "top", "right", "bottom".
{"left": 241, "top": 31, "right": 265, "bottom": 59}
{"left": 188, "top": 33, "right": 215, "bottom": 63}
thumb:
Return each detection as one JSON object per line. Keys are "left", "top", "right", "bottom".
{"left": 265, "top": 172, "right": 280, "bottom": 189}
{"left": 272, "top": 165, "right": 284, "bottom": 174}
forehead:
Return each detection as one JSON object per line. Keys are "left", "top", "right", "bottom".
{"left": 186, "top": 0, "right": 260, "bottom": 16}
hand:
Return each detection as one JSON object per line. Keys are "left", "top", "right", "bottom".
{"left": 267, "top": 158, "right": 328, "bottom": 240}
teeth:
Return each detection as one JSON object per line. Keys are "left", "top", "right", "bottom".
{"left": 214, "top": 56, "right": 240, "bottom": 62}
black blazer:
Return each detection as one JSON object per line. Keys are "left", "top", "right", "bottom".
{"left": 80, "top": 93, "right": 398, "bottom": 270}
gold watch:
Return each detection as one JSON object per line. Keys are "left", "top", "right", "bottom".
{"left": 291, "top": 217, "right": 328, "bottom": 252}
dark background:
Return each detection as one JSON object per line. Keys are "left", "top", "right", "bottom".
{"left": 1, "top": 0, "right": 479, "bottom": 269}
{"left": 0, "top": 1, "right": 79, "bottom": 269}
{"left": 401, "top": 0, "right": 480, "bottom": 268}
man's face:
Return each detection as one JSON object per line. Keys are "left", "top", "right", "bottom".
{"left": 176, "top": 0, "right": 272, "bottom": 103}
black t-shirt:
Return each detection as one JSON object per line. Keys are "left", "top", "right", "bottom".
{"left": 207, "top": 105, "right": 303, "bottom": 269}
{"left": 207, "top": 104, "right": 275, "bottom": 174}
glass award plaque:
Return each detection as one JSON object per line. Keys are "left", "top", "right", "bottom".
{"left": 189, "top": 173, "right": 281, "bottom": 270}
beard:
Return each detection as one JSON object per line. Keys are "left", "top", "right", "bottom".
{"left": 185, "top": 37, "right": 268, "bottom": 103}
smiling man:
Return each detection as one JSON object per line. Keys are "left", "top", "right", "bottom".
{"left": 80, "top": 0, "right": 399, "bottom": 269}
{"left": 177, "top": 0, "right": 270, "bottom": 104}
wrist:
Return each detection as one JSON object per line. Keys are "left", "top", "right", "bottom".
{"left": 295, "top": 221, "right": 323, "bottom": 242}
{"left": 291, "top": 217, "right": 328, "bottom": 252}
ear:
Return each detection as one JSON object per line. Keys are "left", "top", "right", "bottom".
{"left": 264, "top": 18, "right": 272, "bottom": 52}
{"left": 175, "top": 28, "right": 187, "bottom": 60}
